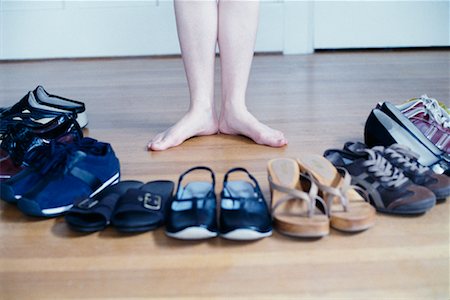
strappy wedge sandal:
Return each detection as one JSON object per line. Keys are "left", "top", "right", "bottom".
{"left": 297, "top": 154, "right": 376, "bottom": 232}
{"left": 267, "top": 158, "right": 329, "bottom": 238}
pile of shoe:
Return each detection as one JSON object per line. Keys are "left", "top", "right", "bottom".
{"left": 324, "top": 141, "right": 450, "bottom": 215}
{"left": 65, "top": 167, "right": 273, "bottom": 241}
{"left": 0, "top": 86, "right": 88, "bottom": 180}
{"left": 0, "top": 87, "right": 121, "bottom": 217}
{"left": 364, "top": 95, "right": 450, "bottom": 175}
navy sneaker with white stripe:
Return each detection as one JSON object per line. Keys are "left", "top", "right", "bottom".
{"left": 16, "top": 137, "right": 120, "bottom": 217}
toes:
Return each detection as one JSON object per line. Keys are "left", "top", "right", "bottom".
{"left": 147, "top": 133, "right": 165, "bottom": 150}
{"left": 150, "top": 136, "right": 183, "bottom": 151}
{"left": 254, "top": 130, "right": 287, "bottom": 147}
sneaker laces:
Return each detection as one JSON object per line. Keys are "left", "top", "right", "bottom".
{"left": 420, "top": 95, "right": 450, "bottom": 129}
{"left": 362, "top": 149, "right": 409, "bottom": 188}
{"left": 382, "top": 144, "right": 429, "bottom": 175}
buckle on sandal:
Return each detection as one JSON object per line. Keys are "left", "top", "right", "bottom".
{"left": 138, "top": 192, "right": 161, "bottom": 210}
{"left": 77, "top": 198, "right": 98, "bottom": 209}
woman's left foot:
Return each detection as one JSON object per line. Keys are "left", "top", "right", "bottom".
{"left": 219, "top": 105, "right": 287, "bottom": 147}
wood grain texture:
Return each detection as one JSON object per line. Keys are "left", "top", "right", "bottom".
{"left": 0, "top": 50, "right": 449, "bottom": 299}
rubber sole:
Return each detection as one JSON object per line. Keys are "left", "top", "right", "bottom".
{"left": 221, "top": 229, "right": 272, "bottom": 241}
{"left": 115, "top": 222, "right": 162, "bottom": 233}
{"left": 166, "top": 227, "right": 218, "bottom": 240}
{"left": 376, "top": 197, "right": 436, "bottom": 215}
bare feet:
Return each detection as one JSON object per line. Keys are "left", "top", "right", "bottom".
{"left": 147, "top": 107, "right": 218, "bottom": 151}
{"left": 219, "top": 105, "right": 288, "bottom": 147}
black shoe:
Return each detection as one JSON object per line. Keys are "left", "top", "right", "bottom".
{"left": 1, "top": 114, "right": 83, "bottom": 167}
{"left": 219, "top": 168, "right": 272, "bottom": 241}
{"left": 165, "top": 166, "right": 218, "bottom": 240}
{"left": 0, "top": 86, "right": 87, "bottom": 135}
{"left": 364, "top": 105, "right": 449, "bottom": 175}
{"left": 324, "top": 146, "right": 436, "bottom": 215}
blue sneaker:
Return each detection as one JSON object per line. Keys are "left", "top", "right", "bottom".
{"left": 16, "top": 137, "right": 120, "bottom": 217}
{"left": 0, "top": 132, "right": 81, "bottom": 203}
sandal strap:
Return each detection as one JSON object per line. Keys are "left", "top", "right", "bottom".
{"left": 222, "top": 167, "right": 263, "bottom": 199}
{"left": 268, "top": 173, "right": 325, "bottom": 218}
{"left": 175, "top": 166, "right": 216, "bottom": 197}
{"left": 312, "top": 167, "right": 370, "bottom": 215}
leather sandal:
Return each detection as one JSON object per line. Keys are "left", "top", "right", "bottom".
{"left": 297, "top": 154, "right": 376, "bottom": 232}
{"left": 267, "top": 158, "right": 329, "bottom": 238}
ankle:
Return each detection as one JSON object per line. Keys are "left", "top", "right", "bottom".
{"left": 188, "top": 103, "right": 216, "bottom": 117}
{"left": 220, "top": 101, "right": 248, "bottom": 117}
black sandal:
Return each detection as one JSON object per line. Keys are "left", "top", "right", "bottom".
{"left": 111, "top": 180, "right": 174, "bottom": 233}
{"left": 65, "top": 181, "right": 143, "bottom": 232}
{"left": 165, "top": 166, "right": 218, "bottom": 240}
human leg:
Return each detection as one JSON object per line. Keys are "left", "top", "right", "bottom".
{"left": 217, "top": 0, "right": 287, "bottom": 147}
{"left": 148, "top": 0, "right": 219, "bottom": 151}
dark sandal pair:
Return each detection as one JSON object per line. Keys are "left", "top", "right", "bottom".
{"left": 65, "top": 180, "right": 174, "bottom": 233}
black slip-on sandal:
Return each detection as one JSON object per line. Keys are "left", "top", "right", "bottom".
{"left": 111, "top": 180, "right": 174, "bottom": 233}
{"left": 165, "top": 166, "right": 218, "bottom": 240}
{"left": 65, "top": 180, "right": 143, "bottom": 232}
{"left": 220, "top": 167, "right": 272, "bottom": 241}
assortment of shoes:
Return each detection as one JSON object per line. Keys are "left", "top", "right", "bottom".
{"left": 0, "top": 89, "right": 449, "bottom": 241}
{"left": 365, "top": 98, "right": 449, "bottom": 175}
{"left": 0, "top": 87, "right": 120, "bottom": 217}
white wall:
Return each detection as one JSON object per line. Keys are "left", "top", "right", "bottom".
{"left": 0, "top": 0, "right": 311, "bottom": 60}
{"left": 314, "top": 1, "right": 450, "bottom": 49}
{"left": 0, "top": 0, "right": 449, "bottom": 60}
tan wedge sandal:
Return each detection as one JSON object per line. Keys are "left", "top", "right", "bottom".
{"left": 296, "top": 154, "right": 376, "bottom": 232}
{"left": 267, "top": 158, "right": 329, "bottom": 238}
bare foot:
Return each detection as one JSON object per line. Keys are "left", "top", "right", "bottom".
{"left": 148, "top": 107, "right": 218, "bottom": 151}
{"left": 219, "top": 105, "right": 287, "bottom": 147}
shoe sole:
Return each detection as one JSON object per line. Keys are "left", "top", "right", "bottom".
{"left": 18, "top": 172, "right": 120, "bottom": 217}
{"left": 115, "top": 222, "right": 162, "bottom": 233}
{"left": 221, "top": 229, "right": 272, "bottom": 241}
{"left": 376, "top": 197, "right": 436, "bottom": 215}
{"left": 165, "top": 227, "right": 218, "bottom": 240}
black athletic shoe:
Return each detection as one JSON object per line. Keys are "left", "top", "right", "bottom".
{"left": 345, "top": 142, "right": 450, "bottom": 201}
{"left": 324, "top": 146, "right": 436, "bottom": 215}
{"left": 364, "top": 104, "right": 449, "bottom": 175}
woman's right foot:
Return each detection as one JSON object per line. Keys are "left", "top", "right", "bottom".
{"left": 147, "top": 107, "right": 219, "bottom": 151}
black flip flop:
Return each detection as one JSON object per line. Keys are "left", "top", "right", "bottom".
{"left": 111, "top": 180, "right": 174, "bottom": 233}
{"left": 65, "top": 180, "right": 144, "bottom": 232}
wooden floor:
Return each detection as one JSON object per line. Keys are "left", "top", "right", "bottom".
{"left": 0, "top": 50, "right": 449, "bottom": 299}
